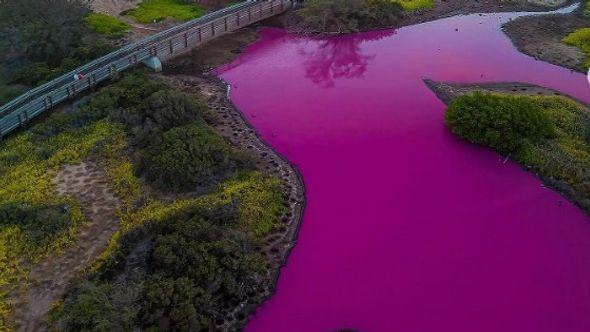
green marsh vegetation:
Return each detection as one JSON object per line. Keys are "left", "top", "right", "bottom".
{"left": 124, "top": 0, "right": 206, "bottom": 23}
{"left": 296, "top": 0, "right": 405, "bottom": 33}
{"left": 563, "top": 27, "right": 590, "bottom": 69}
{"left": 0, "top": 72, "right": 289, "bottom": 330}
{"left": 445, "top": 92, "right": 590, "bottom": 211}
{"left": 85, "top": 13, "right": 130, "bottom": 38}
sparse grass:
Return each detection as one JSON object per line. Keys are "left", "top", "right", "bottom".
{"left": 563, "top": 28, "right": 590, "bottom": 69}
{"left": 392, "top": 0, "right": 434, "bottom": 11}
{"left": 125, "top": 0, "right": 205, "bottom": 23}
{"left": 85, "top": 13, "right": 130, "bottom": 38}
{"left": 446, "top": 92, "right": 590, "bottom": 211}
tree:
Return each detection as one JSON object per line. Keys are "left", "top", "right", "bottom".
{"left": 0, "top": 0, "right": 92, "bottom": 65}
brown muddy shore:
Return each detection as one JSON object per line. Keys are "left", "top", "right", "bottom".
{"left": 159, "top": 28, "right": 306, "bottom": 330}
{"left": 399, "top": 0, "right": 576, "bottom": 26}
{"left": 504, "top": 6, "right": 588, "bottom": 73}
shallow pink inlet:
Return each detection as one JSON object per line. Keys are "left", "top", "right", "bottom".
{"left": 218, "top": 10, "right": 590, "bottom": 332}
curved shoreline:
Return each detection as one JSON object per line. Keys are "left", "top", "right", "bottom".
{"left": 159, "top": 71, "right": 306, "bottom": 330}
{"left": 424, "top": 78, "right": 590, "bottom": 214}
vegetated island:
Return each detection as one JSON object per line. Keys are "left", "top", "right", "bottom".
{"left": 425, "top": 79, "right": 590, "bottom": 213}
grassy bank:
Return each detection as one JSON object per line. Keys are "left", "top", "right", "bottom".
{"left": 125, "top": 0, "right": 205, "bottom": 23}
{"left": 393, "top": 0, "right": 434, "bottom": 11}
{"left": 563, "top": 28, "right": 590, "bottom": 69}
{"left": 85, "top": 13, "right": 130, "bottom": 38}
{"left": 296, "top": 0, "right": 404, "bottom": 33}
{"left": 445, "top": 92, "right": 590, "bottom": 211}
{"left": 0, "top": 73, "right": 289, "bottom": 330}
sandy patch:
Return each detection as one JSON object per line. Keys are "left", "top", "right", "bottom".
{"left": 10, "top": 162, "right": 121, "bottom": 331}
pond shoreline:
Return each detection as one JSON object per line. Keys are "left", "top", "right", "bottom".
{"left": 160, "top": 63, "right": 306, "bottom": 329}
{"left": 424, "top": 78, "right": 590, "bottom": 214}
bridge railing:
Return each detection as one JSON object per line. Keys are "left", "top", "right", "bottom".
{"left": 0, "top": 0, "right": 293, "bottom": 138}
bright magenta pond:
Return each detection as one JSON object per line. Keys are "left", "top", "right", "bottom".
{"left": 218, "top": 10, "right": 590, "bottom": 332}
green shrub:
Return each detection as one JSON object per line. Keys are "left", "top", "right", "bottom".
{"left": 0, "top": 202, "right": 75, "bottom": 246}
{"left": 140, "top": 90, "right": 206, "bottom": 130}
{"left": 125, "top": 0, "right": 205, "bottom": 23}
{"left": 85, "top": 13, "right": 130, "bottom": 38}
{"left": 392, "top": 0, "right": 434, "bottom": 11}
{"left": 140, "top": 124, "right": 248, "bottom": 192}
{"left": 0, "top": 83, "right": 27, "bottom": 106}
{"left": 446, "top": 92, "right": 590, "bottom": 211}
{"left": 563, "top": 28, "right": 590, "bottom": 69}
{"left": 56, "top": 193, "right": 275, "bottom": 330}
{"left": 445, "top": 92, "right": 555, "bottom": 154}
{"left": 298, "top": 0, "right": 404, "bottom": 33}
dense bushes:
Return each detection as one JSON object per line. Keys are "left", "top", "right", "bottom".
{"left": 0, "top": 203, "right": 75, "bottom": 247}
{"left": 0, "top": 73, "right": 288, "bottom": 329}
{"left": 297, "top": 0, "right": 404, "bottom": 33}
{"left": 445, "top": 92, "right": 555, "bottom": 154}
{"left": 124, "top": 0, "right": 206, "bottom": 23}
{"left": 446, "top": 92, "right": 590, "bottom": 211}
{"left": 55, "top": 171, "right": 285, "bottom": 330}
{"left": 141, "top": 124, "right": 251, "bottom": 192}
{"left": 0, "top": 0, "right": 114, "bottom": 100}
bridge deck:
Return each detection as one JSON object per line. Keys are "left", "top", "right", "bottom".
{"left": 0, "top": 0, "right": 293, "bottom": 138}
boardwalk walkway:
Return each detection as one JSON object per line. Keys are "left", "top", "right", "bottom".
{"left": 0, "top": 0, "right": 293, "bottom": 138}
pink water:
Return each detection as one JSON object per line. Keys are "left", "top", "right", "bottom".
{"left": 218, "top": 10, "right": 590, "bottom": 332}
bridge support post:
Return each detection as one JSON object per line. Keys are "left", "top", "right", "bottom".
{"left": 142, "top": 56, "right": 162, "bottom": 72}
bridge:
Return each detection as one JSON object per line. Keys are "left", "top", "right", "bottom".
{"left": 0, "top": 0, "right": 294, "bottom": 138}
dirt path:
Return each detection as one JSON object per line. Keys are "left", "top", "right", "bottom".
{"left": 423, "top": 79, "right": 588, "bottom": 105}
{"left": 10, "top": 162, "right": 121, "bottom": 331}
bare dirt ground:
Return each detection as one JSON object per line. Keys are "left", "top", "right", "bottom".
{"left": 10, "top": 162, "right": 121, "bottom": 331}
{"left": 159, "top": 29, "right": 305, "bottom": 329}
{"left": 423, "top": 78, "right": 588, "bottom": 105}
{"left": 399, "top": 0, "right": 573, "bottom": 26}
{"left": 504, "top": 9, "right": 589, "bottom": 72}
